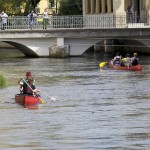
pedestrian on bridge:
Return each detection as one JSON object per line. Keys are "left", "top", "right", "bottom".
{"left": 28, "top": 10, "right": 37, "bottom": 30}
{"left": 0, "top": 11, "right": 8, "bottom": 30}
{"left": 43, "top": 9, "right": 49, "bottom": 30}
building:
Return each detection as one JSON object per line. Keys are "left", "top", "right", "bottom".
{"left": 37, "top": 0, "right": 59, "bottom": 15}
{"left": 82, "top": 0, "right": 149, "bottom": 16}
{"left": 83, "top": 0, "right": 113, "bottom": 15}
{"left": 82, "top": 0, "right": 150, "bottom": 28}
{"left": 82, "top": 0, "right": 150, "bottom": 53}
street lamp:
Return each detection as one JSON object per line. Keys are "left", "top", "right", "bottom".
{"left": 55, "top": 0, "right": 57, "bottom": 14}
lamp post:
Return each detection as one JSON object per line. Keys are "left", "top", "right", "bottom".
{"left": 55, "top": 0, "right": 57, "bottom": 14}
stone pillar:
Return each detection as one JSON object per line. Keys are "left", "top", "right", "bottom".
{"left": 101, "top": 0, "right": 106, "bottom": 14}
{"left": 113, "top": 0, "right": 127, "bottom": 28}
{"left": 57, "top": 38, "right": 64, "bottom": 46}
{"left": 147, "top": 11, "right": 150, "bottom": 25}
{"left": 49, "top": 37, "right": 70, "bottom": 58}
{"left": 83, "top": 0, "right": 86, "bottom": 15}
{"left": 90, "top": 0, "right": 94, "bottom": 14}
{"left": 49, "top": 45, "right": 70, "bottom": 58}
{"left": 83, "top": 0, "right": 89, "bottom": 15}
{"left": 104, "top": 39, "right": 113, "bottom": 53}
{"left": 107, "top": 0, "right": 112, "bottom": 13}
{"left": 146, "top": 0, "right": 150, "bottom": 10}
{"left": 113, "top": 0, "right": 126, "bottom": 14}
{"left": 85, "top": 0, "right": 89, "bottom": 14}
{"left": 96, "top": 0, "right": 100, "bottom": 14}
{"left": 94, "top": 43, "right": 101, "bottom": 52}
{"left": 146, "top": 0, "right": 150, "bottom": 25}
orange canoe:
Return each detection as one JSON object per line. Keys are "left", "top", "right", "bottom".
{"left": 109, "top": 61, "right": 142, "bottom": 71}
{"left": 15, "top": 94, "right": 42, "bottom": 107}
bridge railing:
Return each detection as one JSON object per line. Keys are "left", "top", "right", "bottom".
{"left": 2, "top": 15, "right": 149, "bottom": 30}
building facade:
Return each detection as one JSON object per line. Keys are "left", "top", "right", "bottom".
{"left": 82, "top": 0, "right": 150, "bottom": 27}
{"left": 82, "top": 0, "right": 150, "bottom": 16}
{"left": 83, "top": 0, "right": 113, "bottom": 15}
{"left": 37, "top": 0, "right": 59, "bottom": 14}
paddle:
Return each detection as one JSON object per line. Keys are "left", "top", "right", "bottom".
{"left": 23, "top": 78, "right": 56, "bottom": 102}
{"left": 99, "top": 62, "right": 107, "bottom": 68}
{"left": 22, "top": 78, "right": 45, "bottom": 104}
{"left": 39, "top": 91, "right": 56, "bottom": 101}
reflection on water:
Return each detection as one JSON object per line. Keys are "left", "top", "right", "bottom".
{"left": 0, "top": 48, "right": 24, "bottom": 57}
{"left": 0, "top": 54, "right": 150, "bottom": 149}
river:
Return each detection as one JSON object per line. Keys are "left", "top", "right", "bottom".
{"left": 0, "top": 53, "right": 150, "bottom": 150}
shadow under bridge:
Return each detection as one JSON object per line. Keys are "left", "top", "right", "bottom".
{"left": 3, "top": 41, "right": 39, "bottom": 57}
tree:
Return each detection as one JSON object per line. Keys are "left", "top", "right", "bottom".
{"left": 0, "top": 0, "right": 41, "bottom": 15}
{"left": 0, "top": 0, "right": 24, "bottom": 15}
{"left": 31, "top": 0, "right": 41, "bottom": 9}
{"left": 58, "top": 0, "right": 82, "bottom": 15}
{"left": 24, "top": 0, "right": 41, "bottom": 15}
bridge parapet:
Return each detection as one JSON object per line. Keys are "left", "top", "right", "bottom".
{"left": 1, "top": 28, "right": 150, "bottom": 39}
{"left": 1, "top": 15, "right": 150, "bottom": 30}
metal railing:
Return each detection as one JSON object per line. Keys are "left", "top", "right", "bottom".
{"left": 0, "top": 14, "right": 149, "bottom": 30}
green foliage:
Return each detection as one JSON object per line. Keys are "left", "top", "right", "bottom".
{"left": 58, "top": 0, "right": 82, "bottom": 15}
{"left": 31, "top": 0, "right": 41, "bottom": 8}
{"left": 0, "top": 74, "right": 7, "bottom": 88}
{"left": 49, "top": 0, "right": 55, "bottom": 7}
{"left": 0, "top": 0, "right": 24, "bottom": 15}
{"left": 0, "top": 0, "right": 41, "bottom": 15}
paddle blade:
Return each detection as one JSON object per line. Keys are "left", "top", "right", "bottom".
{"left": 99, "top": 62, "right": 106, "bottom": 68}
{"left": 40, "top": 99, "right": 45, "bottom": 104}
{"left": 51, "top": 97, "right": 56, "bottom": 101}
{"left": 38, "top": 97, "right": 45, "bottom": 104}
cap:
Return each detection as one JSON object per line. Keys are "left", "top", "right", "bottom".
{"left": 26, "top": 71, "right": 32, "bottom": 77}
{"left": 134, "top": 53, "right": 137, "bottom": 56}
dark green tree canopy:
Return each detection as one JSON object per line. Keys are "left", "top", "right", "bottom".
{"left": 0, "top": 0, "right": 23, "bottom": 15}
{"left": 58, "top": 0, "right": 82, "bottom": 15}
{"left": 0, "top": 0, "right": 82, "bottom": 15}
{"left": 0, "top": 0, "right": 41, "bottom": 15}
{"left": 31, "top": 0, "right": 41, "bottom": 8}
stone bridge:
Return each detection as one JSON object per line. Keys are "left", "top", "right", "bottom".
{"left": 1, "top": 28, "right": 150, "bottom": 57}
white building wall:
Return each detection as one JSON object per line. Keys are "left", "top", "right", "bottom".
{"left": 38, "top": 0, "right": 49, "bottom": 14}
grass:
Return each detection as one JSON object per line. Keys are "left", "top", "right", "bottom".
{"left": 0, "top": 74, "right": 7, "bottom": 88}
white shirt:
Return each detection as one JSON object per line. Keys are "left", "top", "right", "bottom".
{"left": 1, "top": 13, "right": 8, "bottom": 23}
{"left": 43, "top": 11, "right": 48, "bottom": 19}
{"left": 122, "top": 57, "right": 131, "bottom": 66}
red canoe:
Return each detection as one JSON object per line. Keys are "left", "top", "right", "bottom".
{"left": 15, "top": 94, "right": 42, "bottom": 107}
{"left": 109, "top": 61, "right": 142, "bottom": 71}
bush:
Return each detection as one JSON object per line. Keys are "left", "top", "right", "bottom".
{"left": 0, "top": 74, "right": 7, "bottom": 88}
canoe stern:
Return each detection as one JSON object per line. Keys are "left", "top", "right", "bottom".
{"left": 15, "top": 94, "right": 41, "bottom": 106}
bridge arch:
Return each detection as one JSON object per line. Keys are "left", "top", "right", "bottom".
{"left": 3, "top": 41, "right": 39, "bottom": 57}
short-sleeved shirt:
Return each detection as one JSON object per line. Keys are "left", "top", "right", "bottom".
{"left": 23, "top": 82, "right": 36, "bottom": 95}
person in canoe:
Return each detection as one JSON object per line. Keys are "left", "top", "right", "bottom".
{"left": 18, "top": 71, "right": 35, "bottom": 94}
{"left": 131, "top": 53, "right": 139, "bottom": 66}
{"left": 122, "top": 53, "right": 132, "bottom": 66}
{"left": 22, "top": 77, "right": 40, "bottom": 96}
{"left": 112, "top": 52, "right": 123, "bottom": 66}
